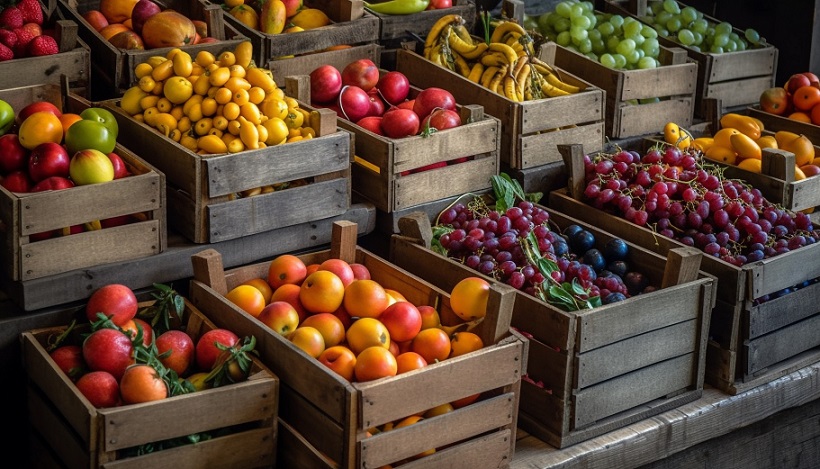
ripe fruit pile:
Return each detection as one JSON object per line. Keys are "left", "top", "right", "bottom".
{"left": 225, "top": 0, "right": 330, "bottom": 35}
{"left": 81, "top": 0, "right": 216, "bottom": 51}
{"left": 639, "top": 0, "right": 763, "bottom": 54}
{"left": 423, "top": 15, "right": 582, "bottom": 100}
{"left": 309, "top": 60, "right": 462, "bottom": 138}
{"left": 759, "top": 72, "right": 820, "bottom": 125}
{"left": 537, "top": 0, "right": 662, "bottom": 70}
{"left": 580, "top": 145, "right": 819, "bottom": 266}
{"left": 224, "top": 254, "right": 491, "bottom": 388}
{"left": 121, "top": 41, "right": 319, "bottom": 155}
{"left": 0, "top": 0, "right": 58, "bottom": 61}
{"left": 48, "top": 283, "right": 258, "bottom": 410}
{"left": 432, "top": 176, "right": 653, "bottom": 311}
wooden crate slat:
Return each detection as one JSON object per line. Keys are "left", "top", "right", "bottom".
{"left": 390, "top": 120, "right": 498, "bottom": 169}
{"left": 386, "top": 429, "right": 512, "bottom": 469}
{"left": 748, "top": 106, "right": 820, "bottom": 142}
{"left": 520, "top": 88, "right": 604, "bottom": 135}
{"left": 706, "top": 47, "right": 778, "bottom": 83}
{"left": 27, "top": 386, "right": 93, "bottom": 469}
{"left": 704, "top": 75, "right": 776, "bottom": 108}
{"left": 746, "top": 312, "right": 820, "bottom": 375}
{"left": 277, "top": 418, "right": 336, "bottom": 469}
{"left": 368, "top": 0, "right": 475, "bottom": 43}
{"left": 573, "top": 353, "right": 695, "bottom": 429}
{"left": 620, "top": 63, "right": 697, "bottom": 101}
{"left": 391, "top": 157, "right": 498, "bottom": 210}
{"left": 518, "top": 121, "right": 604, "bottom": 168}
{"left": 614, "top": 97, "right": 694, "bottom": 138}
{"left": 752, "top": 246, "right": 820, "bottom": 300}
{"left": 279, "top": 383, "right": 347, "bottom": 466}
{"left": 526, "top": 338, "right": 572, "bottom": 398}
{"left": 748, "top": 281, "right": 820, "bottom": 339}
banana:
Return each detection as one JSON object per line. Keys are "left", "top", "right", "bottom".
{"left": 480, "top": 65, "right": 500, "bottom": 88}
{"left": 447, "top": 28, "right": 478, "bottom": 57}
{"left": 503, "top": 75, "right": 518, "bottom": 102}
{"left": 504, "top": 31, "right": 522, "bottom": 46}
{"left": 512, "top": 55, "right": 529, "bottom": 78}
{"left": 515, "top": 62, "right": 531, "bottom": 100}
{"left": 453, "top": 24, "right": 473, "bottom": 44}
{"left": 480, "top": 51, "right": 509, "bottom": 68}
{"left": 488, "top": 65, "right": 508, "bottom": 94}
{"left": 467, "top": 63, "right": 484, "bottom": 83}
{"left": 545, "top": 72, "right": 580, "bottom": 94}
{"left": 488, "top": 43, "right": 518, "bottom": 67}
{"left": 542, "top": 82, "right": 570, "bottom": 97}
{"left": 453, "top": 52, "right": 471, "bottom": 77}
{"left": 458, "top": 41, "right": 489, "bottom": 60}
{"left": 490, "top": 20, "right": 527, "bottom": 44}
{"left": 531, "top": 58, "right": 556, "bottom": 76}
{"left": 424, "top": 14, "right": 464, "bottom": 51}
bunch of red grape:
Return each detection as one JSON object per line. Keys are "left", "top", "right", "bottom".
{"left": 436, "top": 198, "right": 655, "bottom": 306}
{"left": 580, "top": 145, "right": 818, "bottom": 266}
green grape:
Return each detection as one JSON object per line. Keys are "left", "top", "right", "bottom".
{"left": 712, "top": 33, "right": 729, "bottom": 47}
{"left": 641, "top": 38, "right": 660, "bottom": 56}
{"left": 616, "top": 38, "right": 636, "bottom": 55}
{"left": 613, "top": 54, "right": 627, "bottom": 69}
{"left": 657, "top": 28, "right": 669, "bottom": 37}
{"left": 729, "top": 32, "right": 740, "bottom": 42}
{"left": 572, "top": 15, "right": 591, "bottom": 29}
{"left": 623, "top": 20, "right": 641, "bottom": 37}
{"left": 555, "top": 1, "right": 572, "bottom": 18}
{"left": 705, "top": 27, "right": 715, "bottom": 38}
{"left": 579, "top": 39, "right": 593, "bottom": 54}
{"left": 710, "top": 44, "right": 724, "bottom": 54}
{"left": 606, "top": 35, "right": 620, "bottom": 52}
{"left": 599, "top": 53, "right": 616, "bottom": 68}
{"left": 609, "top": 14, "right": 624, "bottom": 29}
{"left": 585, "top": 52, "right": 598, "bottom": 61}
{"left": 662, "top": 0, "right": 680, "bottom": 14}
{"left": 585, "top": 13, "right": 597, "bottom": 29}
{"left": 570, "top": 26, "right": 589, "bottom": 42}
{"left": 597, "top": 22, "right": 615, "bottom": 36}
{"left": 570, "top": 4, "right": 585, "bottom": 18}
{"left": 715, "top": 22, "right": 732, "bottom": 36}
{"left": 680, "top": 6, "right": 697, "bottom": 23}
{"left": 692, "top": 19, "right": 708, "bottom": 34}
{"left": 639, "top": 15, "right": 654, "bottom": 24}
{"left": 639, "top": 97, "right": 661, "bottom": 104}
{"left": 690, "top": 45, "right": 701, "bottom": 52}
{"left": 581, "top": 1, "right": 594, "bottom": 10}
{"left": 745, "top": 28, "right": 760, "bottom": 45}
{"left": 538, "top": 12, "right": 553, "bottom": 33}
{"left": 736, "top": 40, "right": 747, "bottom": 51}
{"left": 724, "top": 39, "right": 738, "bottom": 52}
{"left": 557, "top": 31, "right": 572, "bottom": 47}
{"left": 641, "top": 26, "right": 658, "bottom": 39}
{"left": 649, "top": 1, "right": 664, "bottom": 15}
{"left": 626, "top": 49, "right": 641, "bottom": 65}
{"left": 630, "top": 33, "right": 645, "bottom": 46}
{"left": 591, "top": 39, "right": 606, "bottom": 54}
{"left": 588, "top": 29, "right": 601, "bottom": 41}
{"left": 555, "top": 17, "right": 571, "bottom": 33}
{"left": 636, "top": 48, "right": 645, "bottom": 59}
{"left": 666, "top": 18, "right": 682, "bottom": 33}
{"left": 677, "top": 29, "right": 695, "bottom": 46}
{"left": 655, "top": 10, "right": 673, "bottom": 25}
{"left": 638, "top": 57, "right": 657, "bottom": 70}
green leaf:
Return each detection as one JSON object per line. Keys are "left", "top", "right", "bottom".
{"left": 491, "top": 174, "right": 515, "bottom": 212}
{"left": 548, "top": 285, "right": 576, "bottom": 311}
{"left": 570, "top": 278, "right": 587, "bottom": 296}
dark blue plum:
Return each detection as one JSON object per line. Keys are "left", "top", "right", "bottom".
{"left": 569, "top": 230, "right": 596, "bottom": 255}
{"left": 603, "top": 292, "right": 627, "bottom": 304}
{"left": 603, "top": 238, "right": 629, "bottom": 262}
{"left": 607, "top": 260, "right": 629, "bottom": 278}
{"left": 583, "top": 248, "right": 606, "bottom": 272}
{"left": 553, "top": 239, "right": 569, "bottom": 257}
{"left": 563, "top": 224, "right": 584, "bottom": 238}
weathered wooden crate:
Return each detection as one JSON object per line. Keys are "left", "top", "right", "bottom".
{"left": 0, "top": 84, "right": 165, "bottom": 283}
{"left": 747, "top": 105, "right": 820, "bottom": 146}
{"left": 100, "top": 98, "right": 351, "bottom": 244}
{"left": 394, "top": 47, "right": 605, "bottom": 170}
{"left": 23, "top": 298, "right": 279, "bottom": 469}
{"left": 366, "top": 0, "right": 476, "bottom": 48}
{"left": 0, "top": 2, "right": 90, "bottom": 94}
{"left": 604, "top": 0, "right": 778, "bottom": 116}
{"left": 271, "top": 43, "right": 501, "bottom": 214}
{"left": 220, "top": 0, "right": 379, "bottom": 67}
{"left": 549, "top": 41, "right": 697, "bottom": 139}
{"left": 57, "top": 0, "right": 246, "bottom": 98}
{"left": 390, "top": 205, "right": 714, "bottom": 448}
{"left": 188, "top": 220, "right": 526, "bottom": 469}
{"left": 549, "top": 143, "right": 820, "bottom": 395}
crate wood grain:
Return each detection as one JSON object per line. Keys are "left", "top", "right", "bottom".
{"left": 0, "top": 85, "right": 165, "bottom": 282}
{"left": 273, "top": 44, "right": 501, "bottom": 213}
{"left": 101, "top": 98, "right": 351, "bottom": 244}
{"left": 23, "top": 299, "right": 279, "bottom": 469}
{"left": 0, "top": 15, "right": 90, "bottom": 93}
{"left": 220, "top": 0, "right": 378, "bottom": 67}
{"left": 549, "top": 40, "right": 697, "bottom": 138}
{"left": 605, "top": 0, "right": 777, "bottom": 116}
{"left": 58, "top": 0, "right": 245, "bottom": 98}
{"left": 188, "top": 220, "right": 526, "bottom": 469}
{"left": 394, "top": 47, "right": 605, "bottom": 169}
{"left": 549, "top": 144, "right": 820, "bottom": 394}
{"left": 367, "top": 0, "right": 476, "bottom": 47}
{"left": 390, "top": 207, "right": 714, "bottom": 448}
{"left": 747, "top": 105, "right": 820, "bottom": 145}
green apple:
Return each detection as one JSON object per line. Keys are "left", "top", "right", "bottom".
{"left": 80, "top": 107, "right": 119, "bottom": 138}
{"left": 65, "top": 119, "right": 117, "bottom": 154}
{"left": 69, "top": 149, "right": 115, "bottom": 185}
{"left": 0, "top": 99, "right": 13, "bottom": 135}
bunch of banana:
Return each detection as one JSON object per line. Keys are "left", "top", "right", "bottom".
{"left": 423, "top": 15, "right": 582, "bottom": 101}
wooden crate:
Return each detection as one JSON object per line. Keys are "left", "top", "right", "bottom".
{"left": 747, "top": 105, "right": 820, "bottom": 145}
{"left": 188, "top": 220, "right": 526, "bottom": 469}
{"left": 367, "top": 0, "right": 476, "bottom": 48}
{"left": 605, "top": 0, "right": 778, "bottom": 116}
{"left": 220, "top": 0, "right": 379, "bottom": 67}
{"left": 271, "top": 43, "right": 501, "bottom": 214}
{"left": 0, "top": 4, "right": 90, "bottom": 94}
{"left": 57, "top": 0, "right": 246, "bottom": 98}
{"left": 394, "top": 47, "right": 605, "bottom": 170}
{"left": 100, "top": 98, "right": 351, "bottom": 244}
{"left": 0, "top": 84, "right": 165, "bottom": 282}
{"left": 23, "top": 298, "right": 278, "bottom": 469}
{"left": 549, "top": 41, "right": 697, "bottom": 139}
{"left": 390, "top": 206, "right": 714, "bottom": 448}
{"left": 548, "top": 143, "right": 820, "bottom": 395}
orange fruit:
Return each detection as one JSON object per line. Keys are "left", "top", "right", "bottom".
{"left": 270, "top": 283, "right": 308, "bottom": 323}
{"left": 242, "top": 277, "right": 273, "bottom": 304}
{"left": 384, "top": 288, "right": 407, "bottom": 304}
{"left": 788, "top": 111, "right": 812, "bottom": 123}
{"left": 59, "top": 113, "right": 83, "bottom": 139}
{"left": 775, "top": 130, "right": 800, "bottom": 147}
{"left": 794, "top": 166, "right": 807, "bottom": 181}
{"left": 305, "top": 263, "right": 320, "bottom": 276}
{"left": 354, "top": 346, "right": 398, "bottom": 382}
{"left": 99, "top": 23, "right": 130, "bottom": 41}
{"left": 318, "top": 345, "right": 357, "bottom": 381}
{"left": 319, "top": 258, "right": 355, "bottom": 287}
{"left": 811, "top": 102, "right": 820, "bottom": 125}
{"left": 450, "top": 277, "right": 490, "bottom": 321}
{"left": 225, "top": 284, "right": 266, "bottom": 318}
{"left": 289, "top": 326, "right": 325, "bottom": 358}
{"left": 756, "top": 135, "right": 778, "bottom": 150}
{"left": 300, "top": 270, "right": 345, "bottom": 314}
{"left": 268, "top": 254, "right": 307, "bottom": 289}
{"left": 343, "top": 279, "right": 390, "bottom": 319}
{"left": 449, "top": 331, "right": 484, "bottom": 357}
{"left": 18, "top": 112, "right": 63, "bottom": 150}
{"left": 300, "top": 313, "right": 346, "bottom": 348}
{"left": 346, "top": 317, "right": 390, "bottom": 355}
{"left": 396, "top": 351, "right": 427, "bottom": 374}
{"left": 411, "top": 328, "right": 451, "bottom": 364}
{"left": 451, "top": 393, "right": 480, "bottom": 409}
{"left": 119, "top": 364, "right": 168, "bottom": 404}
{"left": 424, "top": 403, "right": 454, "bottom": 418}
{"left": 792, "top": 85, "right": 820, "bottom": 111}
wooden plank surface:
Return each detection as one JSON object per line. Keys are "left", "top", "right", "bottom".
{"left": 747, "top": 281, "right": 820, "bottom": 339}
{"left": 518, "top": 121, "right": 604, "bottom": 168}
{"left": 746, "top": 313, "right": 820, "bottom": 374}
{"left": 392, "top": 156, "right": 498, "bottom": 210}
{"left": 704, "top": 75, "right": 776, "bottom": 108}
{"left": 706, "top": 47, "right": 777, "bottom": 83}
{"left": 613, "top": 97, "right": 694, "bottom": 138}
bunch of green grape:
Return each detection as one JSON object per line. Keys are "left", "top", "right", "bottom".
{"left": 641, "top": 0, "right": 763, "bottom": 53}
{"left": 537, "top": 1, "right": 662, "bottom": 71}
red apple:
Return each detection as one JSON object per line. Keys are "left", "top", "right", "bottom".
{"left": 427, "top": 0, "right": 452, "bottom": 8}
{"left": 30, "top": 230, "right": 57, "bottom": 241}
{"left": 317, "top": 345, "right": 356, "bottom": 381}
{"left": 421, "top": 108, "right": 462, "bottom": 131}
{"left": 377, "top": 71, "right": 410, "bottom": 105}
{"left": 28, "top": 142, "right": 70, "bottom": 182}
{"left": 86, "top": 283, "right": 138, "bottom": 326}
{"left": 257, "top": 301, "right": 300, "bottom": 336}
{"left": 803, "top": 72, "right": 820, "bottom": 87}
{"left": 379, "top": 301, "right": 422, "bottom": 342}
{"left": 350, "top": 263, "right": 371, "bottom": 280}
{"left": 356, "top": 116, "right": 383, "bottom": 135}
{"left": 1, "top": 170, "right": 32, "bottom": 192}
{"left": 0, "top": 134, "right": 29, "bottom": 173}
{"left": 130, "top": 0, "right": 162, "bottom": 34}
{"left": 75, "top": 371, "right": 121, "bottom": 408}
{"left": 413, "top": 87, "right": 457, "bottom": 120}
{"left": 107, "top": 152, "right": 129, "bottom": 179}
{"left": 17, "top": 101, "right": 62, "bottom": 124}
{"left": 785, "top": 73, "right": 811, "bottom": 94}
{"left": 49, "top": 344, "right": 86, "bottom": 381}
{"left": 195, "top": 329, "right": 239, "bottom": 371}
{"left": 412, "top": 161, "right": 448, "bottom": 173}
{"left": 156, "top": 330, "right": 195, "bottom": 376}
{"left": 101, "top": 214, "right": 132, "bottom": 228}
{"left": 366, "top": 89, "right": 385, "bottom": 117}
{"left": 341, "top": 59, "right": 379, "bottom": 92}
{"left": 310, "top": 65, "right": 343, "bottom": 104}
{"left": 32, "top": 176, "right": 74, "bottom": 192}
{"left": 759, "top": 87, "right": 789, "bottom": 115}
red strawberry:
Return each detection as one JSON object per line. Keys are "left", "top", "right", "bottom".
{"left": 0, "top": 42, "right": 13, "bottom": 61}
{"left": 0, "top": 29, "right": 16, "bottom": 49}
{"left": 12, "top": 26, "right": 35, "bottom": 56}
{"left": 27, "top": 34, "right": 56, "bottom": 56}
{"left": 20, "top": 22, "right": 41, "bottom": 36}
{"left": 17, "top": 0, "right": 43, "bottom": 26}
{"left": 0, "top": 6, "right": 24, "bottom": 30}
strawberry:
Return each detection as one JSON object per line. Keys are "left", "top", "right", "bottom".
{"left": 12, "top": 26, "right": 35, "bottom": 56}
{"left": 26, "top": 34, "right": 56, "bottom": 56}
{"left": 0, "top": 42, "right": 13, "bottom": 61}
{"left": 20, "top": 22, "right": 41, "bottom": 36}
{"left": 0, "top": 6, "right": 24, "bottom": 30}
{"left": 0, "top": 29, "right": 16, "bottom": 49}
{"left": 16, "top": 0, "right": 43, "bottom": 26}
